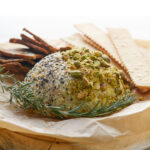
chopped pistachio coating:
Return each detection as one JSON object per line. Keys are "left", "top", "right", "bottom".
{"left": 70, "top": 70, "right": 84, "bottom": 78}
{"left": 24, "top": 47, "right": 131, "bottom": 112}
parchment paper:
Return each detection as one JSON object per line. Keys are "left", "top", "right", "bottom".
{"left": 0, "top": 40, "right": 150, "bottom": 150}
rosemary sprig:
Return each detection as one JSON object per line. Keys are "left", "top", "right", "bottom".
{"left": 0, "top": 66, "right": 136, "bottom": 119}
{"left": 0, "top": 67, "right": 15, "bottom": 92}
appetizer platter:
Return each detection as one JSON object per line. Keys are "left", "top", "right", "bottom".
{"left": 0, "top": 23, "right": 150, "bottom": 150}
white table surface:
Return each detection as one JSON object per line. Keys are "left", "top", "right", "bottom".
{"left": 0, "top": 16, "right": 150, "bottom": 43}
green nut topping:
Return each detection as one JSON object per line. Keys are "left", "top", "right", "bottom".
{"left": 94, "top": 60, "right": 101, "bottom": 68}
{"left": 72, "top": 49, "right": 79, "bottom": 54}
{"left": 102, "top": 54, "right": 110, "bottom": 63}
{"left": 81, "top": 55, "right": 86, "bottom": 61}
{"left": 93, "top": 71, "right": 100, "bottom": 77}
{"left": 94, "top": 51, "right": 102, "bottom": 57}
{"left": 90, "top": 55, "right": 97, "bottom": 60}
{"left": 101, "top": 60, "right": 110, "bottom": 68}
{"left": 70, "top": 70, "right": 84, "bottom": 79}
{"left": 60, "top": 47, "right": 131, "bottom": 106}
{"left": 74, "top": 61, "right": 81, "bottom": 68}
{"left": 84, "top": 49, "right": 90, "bottom": 52}
{"left": 73, "top": 53, "right": 81, "bottom": 60}
{"left": 115, "top": 88, "right": 122, "bottom": 94}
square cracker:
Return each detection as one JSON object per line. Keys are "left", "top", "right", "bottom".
{"left": 107, "top": 28, "right": 150, "bottom": 89}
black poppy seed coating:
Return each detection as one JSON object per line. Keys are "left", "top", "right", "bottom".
{"left": 24, "top": 52, "right": 72, "bottom": 105}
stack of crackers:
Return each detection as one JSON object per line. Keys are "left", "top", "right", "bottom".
{"left": 62, "top": 23, "right": 150, "bottom": 93}
{"left": 0, "top": 24, "right": 150, "bottom": 93}
{"left": 0, "top": 29, "right": 71, "bottom": 74}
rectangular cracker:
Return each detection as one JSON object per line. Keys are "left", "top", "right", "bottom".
{"left": 0, "top": 56, "right": 24, "bottom": 64}
{"left": 135, "top": 39, "right": 150, "bottom": 49}
{"left": 135, "top": 39, "right": 150, "bottom": 67}
{"left": 0, "top": 56, "right": 35, "bottom": 65}
{"left": 75, "top": 23, "right": 121, "bottom": 64}
{"left": 62, "top": 33, "right": 98, "bottom": 51}
{"left": 0, "top": 43, "right": 44, "bottom": 60}
{"left": 47, "top": 39, "right": 72, "bottom": 51}
{"left": 2, "top": 62, "right": 30, "bottom": 74}
{"left": 107, "top": 28, "right": 150, "bottom": 89}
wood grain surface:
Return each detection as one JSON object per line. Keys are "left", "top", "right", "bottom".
{"left": 0, "top": 128, "right": 100, "bottom": 150}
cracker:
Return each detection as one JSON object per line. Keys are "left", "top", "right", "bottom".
{"left": 82, "top": 35, "right": 108, "bottom": 53}
{"left": 0, "top": 43, "right": 44, "bottom": 60}
{"left": 135, "top": 40, "right": 150, "bottom": 67}
{"left": 107, "top": 28, "right": 150, "bottom": 89}
{"left": 138, "top": 47, "right": 150, "bottom": 66}
{"left": 135, "top": 39, "right": 150, "bottom": 49}
{"left": 0, "top": 56, "right": 24, "bottom": 64}
{"left": 2, "top": 62, "right": 30, "bottom": 74}
{"left": 48, "top": 39, "right": 72, "bottom": 51}
{"left": 74, "top": 23, "right": 121, "bottom": 64}
{"left": 62, "top": 33, "right": 98, "bottom": 51}
{"left": 0, "top": 56, "right": 35, "bottom": 65}
{"left": 84, "top": 35, "right": 150, "bottom": 89}
{"left": 10, "top": 38, "right": 50, "bottom": 55}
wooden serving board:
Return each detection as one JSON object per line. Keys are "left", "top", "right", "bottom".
{"left": 0, "top": 128, "right": 102, "bottom": 150}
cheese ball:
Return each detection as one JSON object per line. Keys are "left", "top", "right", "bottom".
{"left": 24, "top": 48, "right": 131, "bottom": 113}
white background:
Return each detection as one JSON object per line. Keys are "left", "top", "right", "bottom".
{"left": 0, "top": 0, "right": 150, "bottom": 42}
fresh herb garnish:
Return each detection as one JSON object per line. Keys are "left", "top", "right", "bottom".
{"left": 0, "top": 66, "right": 136, "bottom": 119}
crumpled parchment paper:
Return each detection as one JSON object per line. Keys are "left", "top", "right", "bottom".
{"left": 0, "top": 40, "right": 150, "bottom": 150}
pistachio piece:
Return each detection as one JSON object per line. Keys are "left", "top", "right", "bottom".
{"left": 93, "top": 71, "right": 100, "bottom": 77}
{"left": 74, "top": 61, "right": 81, "bottom": 68}
{"left": 72, "top": 49, "right": 79, "bottom": 54}
{"left": 110, "top": 79, "right": 116, "bottom": 86}
{"left": 70, "top": 70, "right": 84, "bottom": 79}
{"left": 81, "top": 55, "right": 86, "bottom": 61}
{"left": 62, "top": 52, "right": 65, "bottom": 55}
{"left": 73, "top": 53, "right": 81, "bottom": 60}
{"left": 81, "top": 47, "right": 86, "bottom": 51}
{"left": 94, "top": 51, "right": 102, "bottom": 57}
{"left": 90, "top": 55, "right": 97, "bottom": 60}
{"left": 101, "top": 60, "right": 110, "bottom": 68}
{"left": 85, "top": 49, "right": 90, "bottom": 52}
{"left": 94, "top": 60, "right": 101, "bottom": 68}
{"left": 102, "top": 54, "right": 110, "bottom": 63}
{"left": 115, "top": 88, "right": 122, "bottom": 94}
{"left": 68, "top": 51, "right": 74, "bottom": 56}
